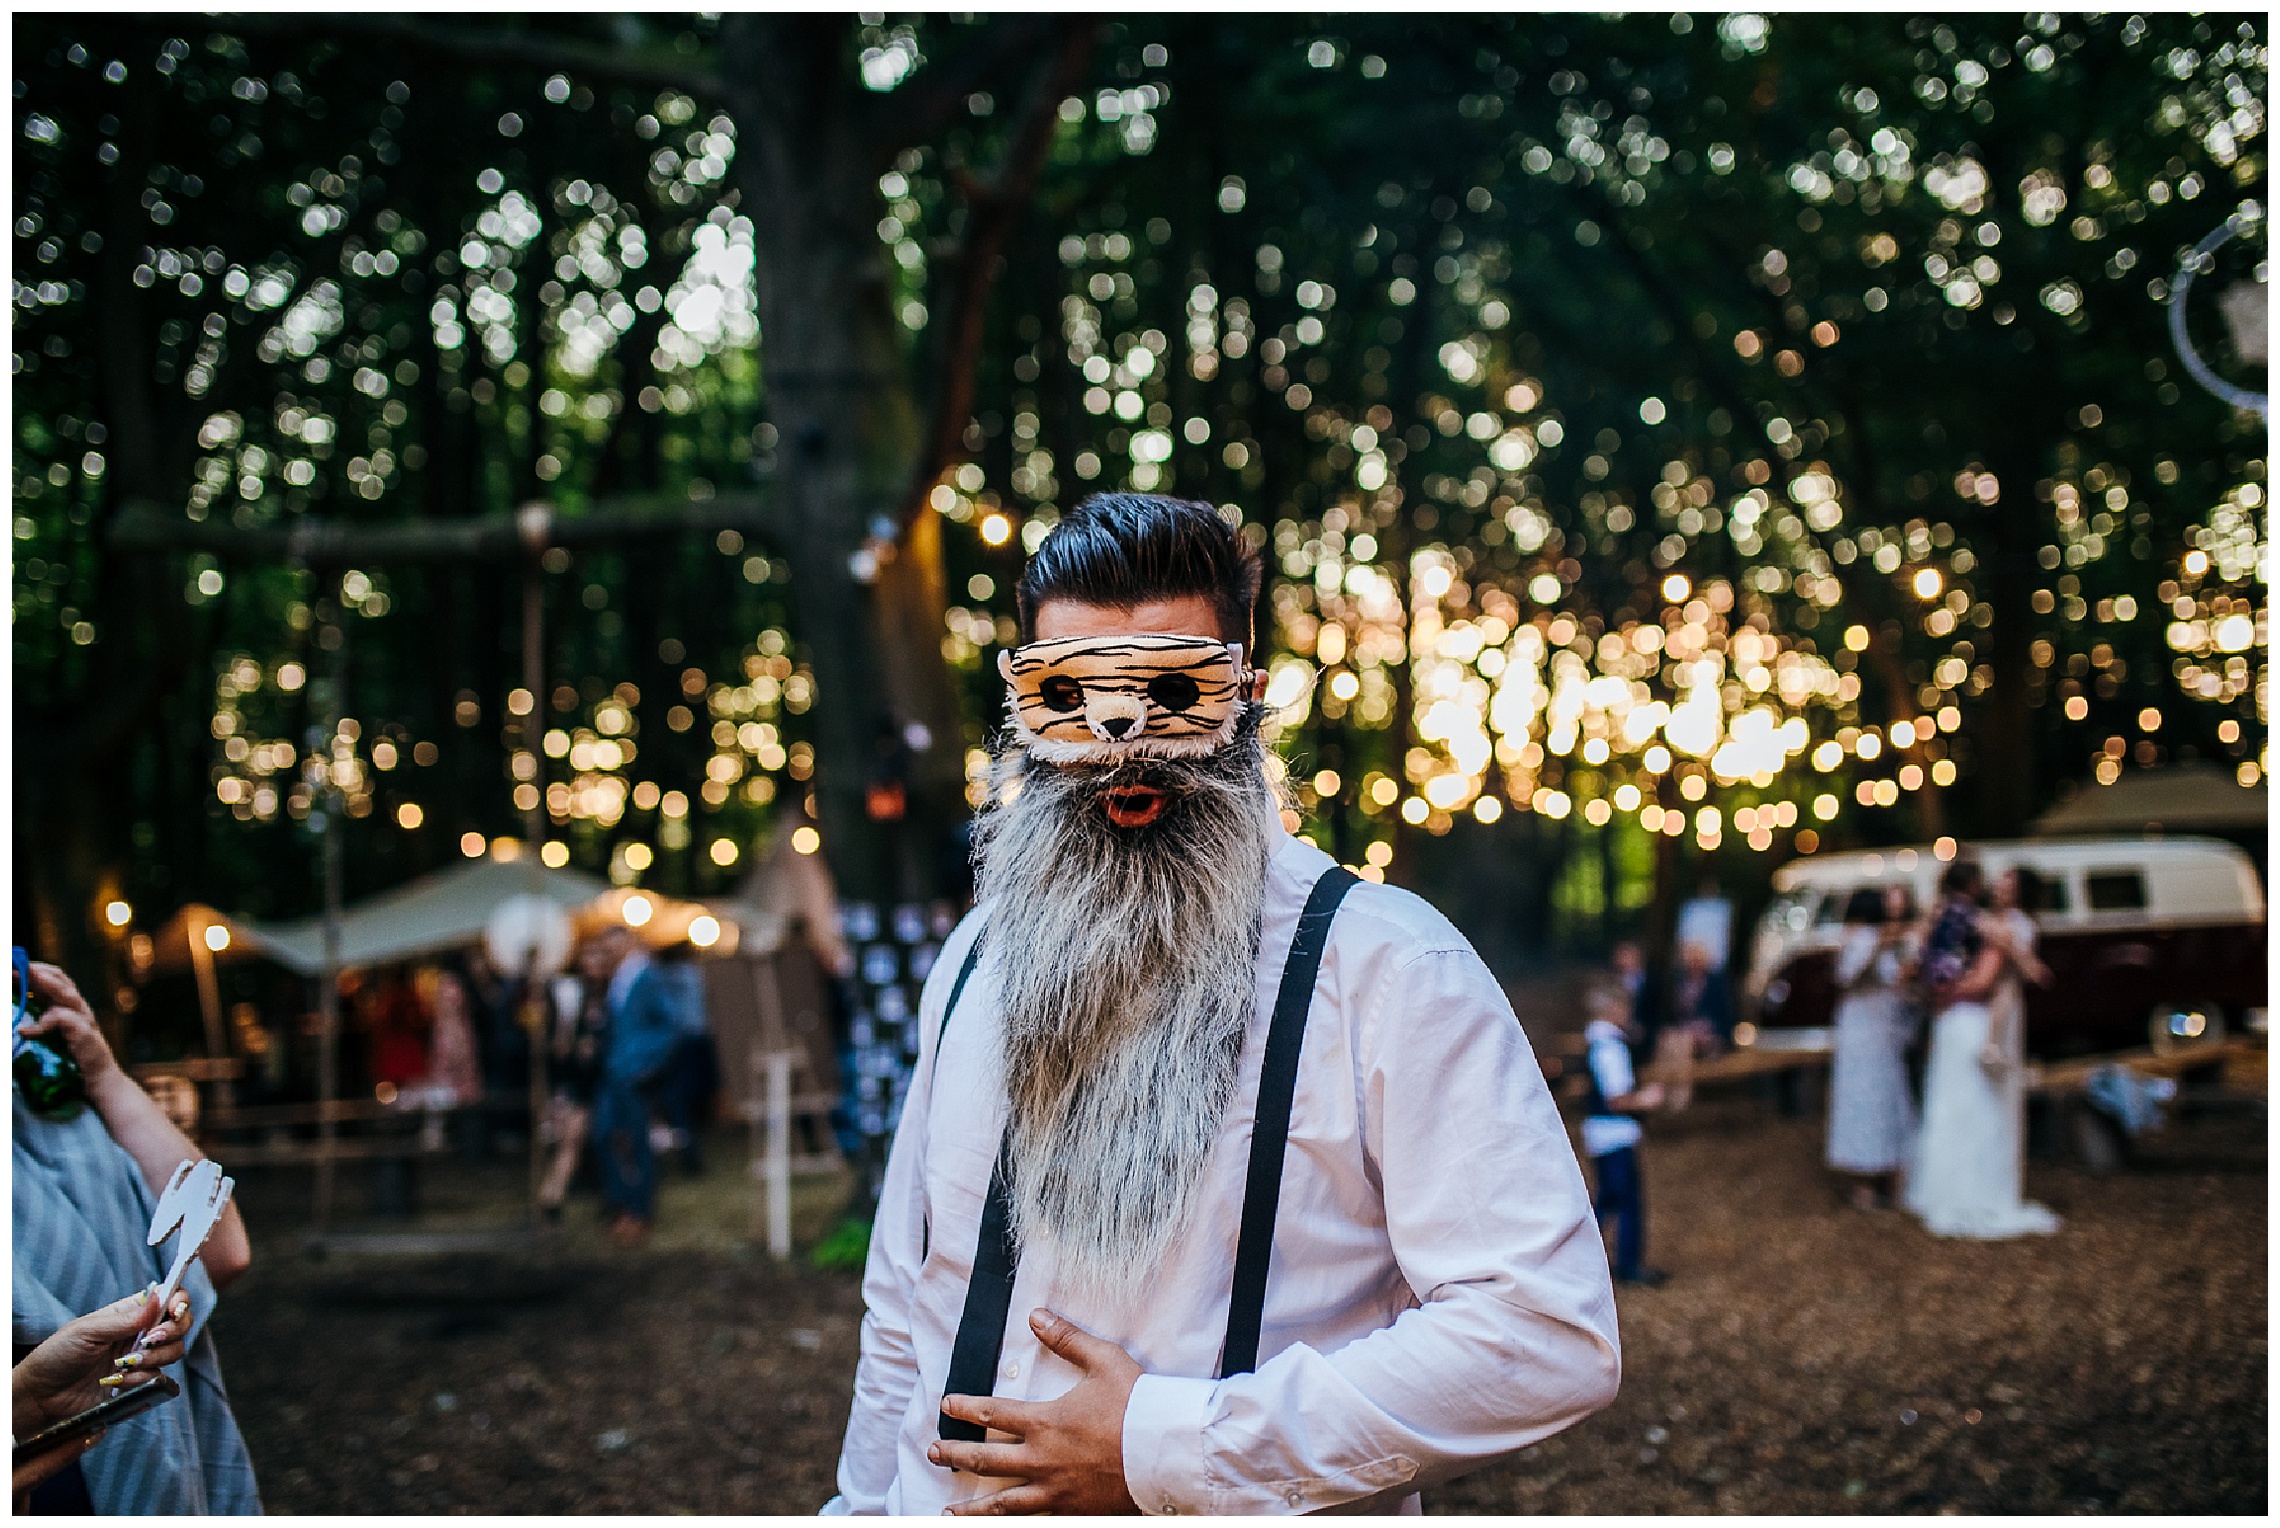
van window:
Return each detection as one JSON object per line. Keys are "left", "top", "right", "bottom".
{"left": 2086, "top": 870, "right": 2147, "bottom": 911}
{"left": 1814, "top": 891, "right": 1846, "bottom": 925}
{"left": 2032, "top": 874, "right": 2069, "bottom": 913}
{"left": 1764, "top": 891, "right": 1816, "bottom": 933}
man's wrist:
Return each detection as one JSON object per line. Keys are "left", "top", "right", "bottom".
{"left": 1120, "top": 1373, "right": 1216, "bottom": 1515}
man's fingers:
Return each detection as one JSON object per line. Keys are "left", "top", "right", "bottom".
{"left": 945, "top": 1483, "right": 1053, "bottom": 1515}
{"left": 1028, "top": 1308, "right": 1119, "bottom": 1371}
{"left": 937, "top": 1393, "right": 1040, "bottom": 1437}
{"left": 926, "top": 1438, "right": 1030, "bottom": 1477}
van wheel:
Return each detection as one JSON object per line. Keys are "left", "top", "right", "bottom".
{"left": 2148, "top": 1003, "right": 2226, "bottom": 1057}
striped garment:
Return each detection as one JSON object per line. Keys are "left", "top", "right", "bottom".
{"left": 12, "top": 1082, "right": 263, "bottom": 1514}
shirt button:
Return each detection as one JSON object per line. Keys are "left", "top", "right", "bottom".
{"left": 1000, "top": 1359, "right": 1019, "bottom": 1379}
{"left": 1161, "top": 1506, "right": 1177, "bottom": 1516}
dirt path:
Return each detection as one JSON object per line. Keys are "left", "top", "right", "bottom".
{"left": 207, "top": 1098, "right": 2264, "bottom": 1514}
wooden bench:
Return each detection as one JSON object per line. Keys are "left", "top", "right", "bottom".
{"left": 1689, "top": 1043, "right": 1834, "bottom": 1084}
{"left": 2024, "top": 1038, "right": 2259, "bottom": 1098}
{"left": 2025, "top": 1038, "right": 2264, "bottom": 1172}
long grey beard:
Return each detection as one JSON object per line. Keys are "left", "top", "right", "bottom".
{"left": 970, "top": 723, "right": 1282, "bottom": 1309}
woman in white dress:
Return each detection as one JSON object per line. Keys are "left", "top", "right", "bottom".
{"left": 1825, "top": 884, "right": 1919, "bottom": 1209}
{"left": 1906, "top": 863, "right": 2061, "bottom": 1238}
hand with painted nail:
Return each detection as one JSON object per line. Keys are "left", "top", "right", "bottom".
{"left": 11, "top": 1288, "right": 192, "bottom": 1440}
{"left": 929, "top": 1309, "right": 1143, "bottom": 1516}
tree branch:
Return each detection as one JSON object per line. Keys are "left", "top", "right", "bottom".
{"left": 890, "top": 20, "right": 1099, "bottom": 537}
{"left": 1563, "top": 174, "right": 1919, "bottom": 651}
{"left": 106, "top": 490, "right": 784, "bottom": 565}
{"left": 214, "top": 14, "right": 728, "bottom": 100}
{"left": 866, "top": 17, "right": 1067, "bottom": 159}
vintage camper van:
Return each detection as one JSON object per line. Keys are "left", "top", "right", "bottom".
{"left": 1743, "top": 836, "right": 2267, "bottom": 1061}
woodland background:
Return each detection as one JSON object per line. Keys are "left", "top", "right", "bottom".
{"left": 13, "top": 12, "right": 2268, "bottom": 991}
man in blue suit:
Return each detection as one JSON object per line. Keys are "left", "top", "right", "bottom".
{"left": 593, "top": 930, "right": 681, "bottom": 1245}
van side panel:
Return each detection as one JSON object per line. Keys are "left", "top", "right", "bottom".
{"left": 1756, "top": 948, "right": 1839, "bottom": 1031}
{"left": 2027, "top": 918, "right": 2268, "bottom": 1059}
{"left": 1756, "top": 918, "right": 2265, "bottom": 1060}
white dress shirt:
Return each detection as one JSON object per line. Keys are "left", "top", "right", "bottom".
{"left": 823, "top": 833, "right": 1621, "bottom": 1516}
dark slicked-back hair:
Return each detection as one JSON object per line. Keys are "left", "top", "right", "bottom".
{"left": 1016, "top": 493, "right": 1262, "bottom": 647}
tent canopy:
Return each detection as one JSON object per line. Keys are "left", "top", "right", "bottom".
{"left": 2032, "top": 763, "right": 2267, "bottom": 838}
{"left": 727, "top": 820, "right": 850, "bottom": 975}
{"left": 143, "top": 903, "right": 274, "bottom": 974}
{"left": 251, "top": 857, "right": 610, "bottom": 976}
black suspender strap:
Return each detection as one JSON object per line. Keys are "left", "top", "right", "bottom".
{"left": 937, "top": 1136, "right": 1020, "bottom": 1443}
{"left": 934, "top": 864, "right": 1360, "bottom": 1441}
{"left": 934, "top": 932, "right": 988, "bottom": 1068}
{"left": 1219, "top": 865, "right": 1358, "bottom": 1378}
{"left": 933, "top": 928, "right": 1005, "bottom": 1444}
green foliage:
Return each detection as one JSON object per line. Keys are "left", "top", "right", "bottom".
{"left": 10, "top": 13, "right": 2268, "bottom": 970}
{"left": 920, "top": 14, "right": 2267, "bottom": 946}
{"left": 806, "top": 1213, "right": 871, "bottom": 1273}
{"left": 14, "top": 17, "right": 803, "bottom": 929}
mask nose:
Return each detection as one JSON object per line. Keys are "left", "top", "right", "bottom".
{"left": 1084, "top": 691, "right": 1148, "bottom": 743}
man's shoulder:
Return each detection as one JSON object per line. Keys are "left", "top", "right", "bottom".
{"left": 1266, "top": 835, "right": 1481, "bottom": 966}
{"left": 917, "top": 905, "right": 992, "bottom": 1018}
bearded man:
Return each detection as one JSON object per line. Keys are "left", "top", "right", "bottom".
{"left": 824, "top": 493, "right": 1619, "bottom": 1515}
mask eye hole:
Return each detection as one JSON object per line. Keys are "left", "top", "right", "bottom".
{"left": 1038, "top": 675, "right": 1085, "bottom": 712}
{"left": 1145, "top": 672, "right": 1201, "bottom": 712}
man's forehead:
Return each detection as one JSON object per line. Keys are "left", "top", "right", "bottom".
{"left": 1031, "top": 594, "right": 1230, "bottom": 643}
{"left": 1011, "top": 632, "right": 1235, "bottom": 669}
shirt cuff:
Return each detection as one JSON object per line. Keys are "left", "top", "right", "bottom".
{"left": 1122, "top": 1373, "right": 1217, "bottom": 1515}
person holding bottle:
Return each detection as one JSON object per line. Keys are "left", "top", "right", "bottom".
{"left": 12, "top": 958, "right": 260, "bottom": 1513}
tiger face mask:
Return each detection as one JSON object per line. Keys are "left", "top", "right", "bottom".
{"left": 998, "top": 632, "right": 1249, "bottom": 767}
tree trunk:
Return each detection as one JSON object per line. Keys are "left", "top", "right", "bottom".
{"left": 1971, "top": 439, "right": 2050, "bottom": 836}
{"left": 723, "top": 16, "right": 967, "bottom": 907}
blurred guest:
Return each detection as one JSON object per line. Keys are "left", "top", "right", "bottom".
{"left": 1580, "top": 985, "right": 1667, "bottom": 1286}
{"left": 362, "top": 964, "right": 431, "bottom": 1092}
{"left": 417, "top": 969, "right": 484, "bottom": 1108}
{"left": 1825, "top": 886, "right": 1918, "bottom": 1210}
{"left": 1614, "top": 940, "right": 1695, "bottom": 1110}
{"left": 1666, "top": 939, "right": 1735, "bottom": 1057}
{"left": 1609, "top": 940, "right": 1659, "bottom": 1036}
{"left": 653, "top": 942, "right": 718, "bottom": 1177}
{"left": 1906, "top": 862, "right": 2061, "bottom": 1238}
{"left": 463, "top": 943, "right": 530, "bottom": 1125}
{"left": 1674, "top": 878, "right": 1734, "bottom": 972}
{"left": 402, "top": 968, "right": 485, "bottom": 1155}
{"left": 595, "top": 930, "right": 682, "bottom": 1245}
{"left": 13, "top": 961, "right": 260, "bottom": 1513}
{"left": 13, "top": 1288, "right": 195, "bottom": 1507}
{"left": 537, "top": 939, "right": 614, "bottom": 1223}
{"left": 1913, "top": 860, "right": 1984, "bottom": 999}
